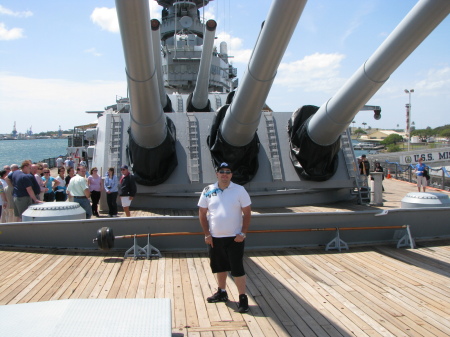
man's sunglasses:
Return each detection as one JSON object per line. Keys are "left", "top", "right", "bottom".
{"left": 218, "top": 170, "right": 232, "bottom": 174}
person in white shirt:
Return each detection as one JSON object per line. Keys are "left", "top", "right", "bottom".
{"left": 198, "top": 162, "right": 252, "bottom": 313}
{"left": 56, "top": 156, "right": 64, "bottom": 168}
{"left": 67, "top": 166, "right": 91, "bottom": 218}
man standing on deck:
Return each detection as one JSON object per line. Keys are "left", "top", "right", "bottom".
{"left": 359, "top": 154, "right": 370, "bottom": 176}
{"left": 56, "top": 156, "right": 64, "bottom": 168}
{"left": 198, "top": 162, "right": 252, "bottom": 313}
{"left": 8, "top": 160, "right": 42, "bottom": 221}
{"left": 64, "top": 157, "right": 74, "bottom": 170}
{"left": 67, "top": 165, "right": 92, "bottom": 219}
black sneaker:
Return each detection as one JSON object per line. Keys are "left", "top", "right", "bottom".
{"left": 238, "top": 294, "right": 249, "bottom": 313}
{"left": 207, "top": 288, "right": 228, "bottom": 303}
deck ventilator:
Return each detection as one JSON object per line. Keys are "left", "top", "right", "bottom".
{"left": 396, "top": 225, "right": 416, "bottom": 249}
{"left": 124, "top": 234, "right": 162, "bottom": 259}
{"left": 325, "top": 228, "right": 349, "bottom": 252}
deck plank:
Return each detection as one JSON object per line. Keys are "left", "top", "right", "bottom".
{"left": 33, "top": 253, "right": 81, "bottom": 302}
{"left": 322, "top": 248, "right": 450, "bottom": 336}
{"left": 1, "top": 240, "right": 450, "bottom": 336}
{"left": 0, "top": 251, "right": 44, "bottom": 293}
{"left": 0, "top": 252, "right": 57, "bottom": 305}
{"left": 252, "top": 253, "right": 333, "bottom": 337}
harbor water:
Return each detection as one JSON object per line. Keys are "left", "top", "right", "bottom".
{"left": 351, "top": 139, "right": 381, "bottom": 158}
{"left": 0, "top": 138, "right": 67, "bottom": 168}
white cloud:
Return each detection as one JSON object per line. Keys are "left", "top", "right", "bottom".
{"left": 91, "top": 2, "right": 162, "bottom": 33}
{"left": 0, "top": 5, "right": 33, "bottom": 18}
{"left": 415, "top": 66, "right": 450, "bottom": 95}
{"left": 84, "top": 47, "right": 102, "bottom": 57}
{"left": 203, "top": 6, "right": 216, "bottom": 21}
{"left": 275, "top": 52, "right": 346, "bottom": 93}
{"left": 148, "top": 1, "right": 162, "bottom": 21}
{"left": 0, "top": 22, "right": 25, "bottom": 40}
{"left": 91, "top": 7, "right": 119, "bottom": 33}
{"left": 215, "top": 31, "right": 252, "bottom": 64}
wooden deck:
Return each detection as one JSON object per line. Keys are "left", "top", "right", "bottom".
{"left": 2, "top": 179, "right": 450, "bottom": 336}
{"left": 1, "top": 240, "right": 450, "bottom": 336}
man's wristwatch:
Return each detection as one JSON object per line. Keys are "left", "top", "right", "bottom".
{"left": 239, "top": 232, "right": 246, "bottom": 238}
{"left": 205, "top": 234, "right": 211, "bottom": 239}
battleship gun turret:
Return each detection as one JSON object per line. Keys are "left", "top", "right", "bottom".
{"left": 288, "top": 0, "right": 450, "bottom": 181}
{"left": 84, "top": 0, "right": 449, "bottom": 209}
{"left": 186, "top": 19, "right": 217, "bottom": 112}
{"left": 208, "top": 0, "right": 308, "bottom": 184}
{"left": 115, "top": 0, "right": 177, "bottom": 185}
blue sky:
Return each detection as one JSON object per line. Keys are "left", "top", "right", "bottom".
{"left": 1, "top": 0, "right": 449, "bottom": 135}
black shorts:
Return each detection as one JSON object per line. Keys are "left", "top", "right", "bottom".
{"left": 208, "top": 236, "right": 245, "bottom": 277}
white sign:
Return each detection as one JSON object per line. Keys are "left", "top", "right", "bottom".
{"left": 401, "top": 150, "right": 450, "bottom": 165}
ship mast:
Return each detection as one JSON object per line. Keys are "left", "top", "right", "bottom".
{"left": 157, "top": 0, "right": 236, "bottom": 94}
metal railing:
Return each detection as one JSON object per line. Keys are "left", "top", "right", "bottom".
{"left": 383, "top": 160, "right": 450, "bottom": 191}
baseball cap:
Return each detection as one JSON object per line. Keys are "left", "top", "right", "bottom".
{"left": 121, "top": 165, "right": 129, "bottom": 170}
{"left": 217, "top": 162, "right": 231, "bottom": 171}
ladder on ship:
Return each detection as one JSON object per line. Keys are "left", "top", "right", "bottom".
{"left": 341, "top": 129, "right": 368, "bottom": 204}
{"left": 186, "top": 113, "right": 200, "bottom": 183}
{"left": 176, "top": 95, "right": 184, "bottom": 112}
{"left": 109, "top": 114, "right": 122, "bottom": 173}
{"left": 264, "top": 112, "right": 283, "bottom": 181}
{"left": 214, "top": 95, "right": 222, "bottom": 111}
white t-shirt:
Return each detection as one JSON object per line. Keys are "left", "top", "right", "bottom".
{"left": 198, "top": 181, "right": 251, "bottom": 238}
{"left": 55, "top": 176, "right": 66, "bottom": 189}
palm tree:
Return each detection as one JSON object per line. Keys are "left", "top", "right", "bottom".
{"left": 362, "top": 122, "right": 367, "bottom": 129}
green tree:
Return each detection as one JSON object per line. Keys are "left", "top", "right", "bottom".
{"left": 353, "top": 128, "right": 367, "bottom": 138}
{"left": 411, "top": 128, "right": 434, "bottom": 138}
{"left": 381, "top": 134, "right": 403, "bottom": 145}
{"left": 439, "top": 129, "right": 450, "bottom": 139}
{"left": 387, "top": 144, "right": 402, "bottom": 152}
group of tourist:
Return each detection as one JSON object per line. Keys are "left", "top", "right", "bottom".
{"left": 359, "top": 154, "right": 430, "bottom": 192}
{"left": 1, "top": 159, "right": 136, "bottom": 222}
{"left": 1, "top": 161, "right": 42, "bottom": 222}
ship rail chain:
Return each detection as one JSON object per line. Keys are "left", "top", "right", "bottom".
{"left": 93, "top": 224, "right": 415, "bottom": 259}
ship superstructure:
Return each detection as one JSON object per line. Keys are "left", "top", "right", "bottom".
{"left": 158, "top": 0, "right": 237, "bottom": 95}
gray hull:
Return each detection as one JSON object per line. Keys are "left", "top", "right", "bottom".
{"left": 1, "top": 207, "right": 448, "bottom": 251}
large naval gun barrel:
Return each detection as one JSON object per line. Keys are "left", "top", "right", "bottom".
{"left": 208, "top": 0, "right": 307, "bottom": 183}
{"left": 187, "top": 19, "right": 217, "bottom": 112}
{"left": 116, "top": 0, "right": 177, "bottom": 185}
{"left": 288, "top": 0, "right": 450, "bottom": 181}
{"left": 151, "top": 19, "right": 173, "bottom": 112}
